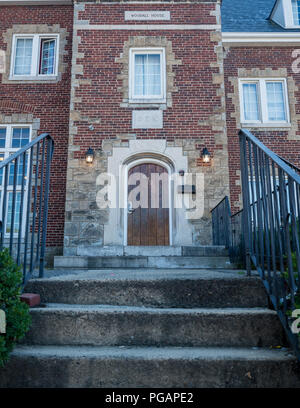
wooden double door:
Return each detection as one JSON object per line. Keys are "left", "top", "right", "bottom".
{"left": 127, "top": 163, "right": 170, "bottom": 246}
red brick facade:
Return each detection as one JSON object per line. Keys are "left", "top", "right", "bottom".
{"left": 72, "top": 4, "right": 221, "bottom": 157}
{"left": 0, "top": 5, "right": 73, "bottom": 250}
{"left": 224, "top": 46, "right": 300, "bottom": 213}
{"left": 1, "top": 1, "right": 299, "bottom": 252}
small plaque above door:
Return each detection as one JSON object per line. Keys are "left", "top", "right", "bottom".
{"left": 132, "top": 110, "right": 163, "bottom": 129}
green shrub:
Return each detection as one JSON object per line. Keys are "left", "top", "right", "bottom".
{"left": 0, "top": 248, "right": 31, "bottom": 367}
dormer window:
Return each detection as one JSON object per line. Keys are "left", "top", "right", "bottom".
{"left": 292, "top": 0, "right": 300, "bottom": 25}
{"left": 269, "top": 0, "right": 300, "bottom": 28}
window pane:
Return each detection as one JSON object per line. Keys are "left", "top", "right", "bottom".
{"left": 8, "top": 154, "right": 28, "bottom": 186}
{"left": 266, "top": 82, "right": 286, "bottom": 121}
{"left": 134, "top": 53, "right": 161, "bottom": 97}
{"left": 0, "top": 128, "right": 6, "bottom": 148}
{"left": 11, "top": 127, "right": 30, "bottom": 148}
{"left": 14, "top": 38, "right": 33, "bottom": 75}
{"left": 6, "top": 192, "right": 21, "bottom": 234}
{"left": 242, "top": 83, "right": 259, "bottom": 121}
{"left": 40, "top": 39, "right": 56, "bottom": 75}
{"left": 292, "top": 0, "right": 300, "bottom": 25}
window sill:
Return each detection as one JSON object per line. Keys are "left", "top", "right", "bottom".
{"left": 8, "top": 75, "right": 58, "bottom": 82}
{"left": 129, "top": 98, "right": 166, "bottom": 104}
{"left": 241, "top": 122, "right": 291, "bottom": 129}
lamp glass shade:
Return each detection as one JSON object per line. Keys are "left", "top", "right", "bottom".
{"left": 202, "top": 148, "right": 211, "bottom": 163}
{"left": 85, "top": 147, "right": 94, "bottom": 163}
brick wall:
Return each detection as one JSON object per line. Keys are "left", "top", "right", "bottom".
{"left": 0, "top": 5, "right": 73, "bottom": 251}
{"left": 71, "top": 2, "right": 220, "bottom": 157}
{"left": 224, "top": 46, "right": 300, "bottom": 213}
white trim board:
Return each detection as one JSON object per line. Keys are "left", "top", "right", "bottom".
{"left": 75, "top": 24, "right": 221, "bottom": 31}
{"left": 222, "top": 32, "right": 300, "bottom": 46}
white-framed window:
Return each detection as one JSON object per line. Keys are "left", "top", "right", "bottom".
{"left": 129, "top": 48, "right": 166, "bottom": 103}
{"left": 0, "top": 125, "right": 31, "bottom": 236}
{"left": 10, "top": 34, "right": 59, "bottom": 80}
{"left": 239, "top": 78, "right": 290, "bottom": 125}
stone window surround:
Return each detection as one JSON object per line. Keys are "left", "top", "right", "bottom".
{"left": 228, "top": 68, "right": 300, "bottom": 140}
{"left": 116, "top": 36, "right": 182, "bottom": 109}
{"left": 0, "top": 113, "right": 40, "bottom": 136}
{"left": 2, "top": 24, "right": 68, "bottom": 84}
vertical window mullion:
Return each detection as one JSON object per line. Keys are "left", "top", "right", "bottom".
{"left": 32, "top": 35, "right": 39, "bottom": 76}
{"left": 283, "top": 80, "right": 289, "bottom": 122}
{"left": 260, "top": 79, "right": 268, "bottom": 123}
{"left": 11, "top": 37, "right": 16, "bottom": 77}
{"left": 145, "top": 54, "right": 148, "bottom": 96}
{"left": 161, "top": 50, "right": 165, "bottom": 99}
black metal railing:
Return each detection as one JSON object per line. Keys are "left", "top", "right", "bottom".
{"left": 239, "top": 128, "right": 300, "bottom": 359}
{"left": 211, "top": 197, "right": 245, "bottom": 266}
{"left": 211, "top": 196, "right": 231, "bottom": 249}
{"left": 0, "top": 133, "right": 54, "bottom": 286}
{"left": 212, "top": 129, "right": 300, "bottom": 360}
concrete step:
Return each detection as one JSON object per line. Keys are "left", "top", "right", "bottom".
{"left": 54, "top": 255, "right": 232, "bottom": 269}
{"left": 23, "top": 305, "right": 285, "bottom": 348}
{"left": 1, "top": 345, "right": 299, "bottom": 388}
{"left": 26, "top": 269, "right": 268, "bottom": 308}
{"left": 75, "top": 245, "right": 228, "bottom": 257}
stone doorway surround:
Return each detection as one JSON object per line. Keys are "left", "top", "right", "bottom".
{"left": 105, "top": 139, "right": 193, "bottom": 247}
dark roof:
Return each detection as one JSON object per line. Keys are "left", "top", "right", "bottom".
{"left": 221, "top": 0, "right": 300, "bottom": 32}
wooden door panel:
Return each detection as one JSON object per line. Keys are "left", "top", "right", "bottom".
{"left": 127, "top": 163, "right": 169, "bottom": 246}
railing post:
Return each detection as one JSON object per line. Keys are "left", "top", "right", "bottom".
{"left": 239, "top": 130, "right": 252, "bottom": 276}
{"left": 39, "top": 137, "right": 53, "bottom": 278}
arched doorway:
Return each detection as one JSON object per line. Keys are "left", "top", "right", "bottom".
{"left": 126, "top": 161, "right": 171, "bottom": 246}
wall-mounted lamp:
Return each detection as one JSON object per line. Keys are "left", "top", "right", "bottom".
{"left": 202, "top": 147, "right": 211, "bottom": 164}
{"left": 179, "top": 169, "right": 185, "bottom": 177}
{"left": 85, "top": 147, "right": 95, "bottom": 164}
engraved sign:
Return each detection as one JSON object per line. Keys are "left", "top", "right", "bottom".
{"left": 132, "top": 110, "right": 163, "bottom": 129}
{"left": 0, "top": 310, "right": 6, "bottom": 334}
{"left": 0, "top": 50, "right": 5, "bottom": 74}
{"left": 125, "top": 11, "right": 171, "bottom": 21}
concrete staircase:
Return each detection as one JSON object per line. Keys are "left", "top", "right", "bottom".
{"left": 1, "top": 246, "right": 300, "bottom": 388}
